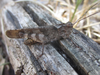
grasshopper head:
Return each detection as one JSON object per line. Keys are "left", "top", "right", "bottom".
{"left": 58, "top": 22, "right": 73, "bottom": 39}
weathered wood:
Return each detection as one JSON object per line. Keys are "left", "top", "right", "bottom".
{"left": 1, "top": 1, "right": 100, "bottom": 75}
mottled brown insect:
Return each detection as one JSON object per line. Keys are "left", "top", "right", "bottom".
{"left": 6, "top": 22, "right": 73, "bottom": 45}
{"left": 6, "top": 22, "right": 73, "bottom": 58}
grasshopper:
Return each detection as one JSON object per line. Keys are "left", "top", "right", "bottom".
{"left": 6, "top": 22, "right": 73, "bottom": 45}
{"left": 6, "top": 22, "right": 73, "bottom": 58}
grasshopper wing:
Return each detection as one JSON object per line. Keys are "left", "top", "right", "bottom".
{"left": 6, "top": 28, "right": 42, "bottom": 38}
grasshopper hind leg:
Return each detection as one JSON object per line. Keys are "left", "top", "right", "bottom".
{"left": 24, "top": 39, "right": 45, "bottom": 59}
{"left": 24, "top": 39, "right": 36, "bottom": 45}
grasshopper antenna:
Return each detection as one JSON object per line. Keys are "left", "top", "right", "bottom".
{"left": 73, "top": 10, "right": 100, "bottom": 25}
{"left": 73, "top": 2, "right": 100, "bottom": 25}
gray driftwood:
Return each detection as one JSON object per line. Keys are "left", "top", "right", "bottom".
{"left": 1, "top": 1, "right": 100, "bottom": 75}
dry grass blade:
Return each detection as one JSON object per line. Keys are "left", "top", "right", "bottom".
{"left": 93, "top": 33, "right": 100, "bottom": 38}
{"left": 76, "top": 22, "right": 100, "bottom": 30}
{"left": 73, "top": 1, "right": 100, "bottom": 25}
{"left": 93, "top": 39, "right": 100, "bottom": 44}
